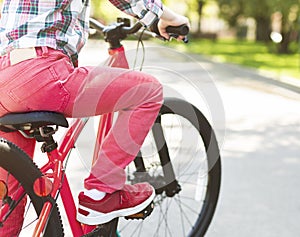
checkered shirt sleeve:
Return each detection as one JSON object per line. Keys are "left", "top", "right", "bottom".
{"left": 109, "top": 0, "right": 163, "bottom": 26}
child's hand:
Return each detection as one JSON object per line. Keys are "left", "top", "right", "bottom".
{"left": 157, "top": 7, "right": 190, "bottom": 40}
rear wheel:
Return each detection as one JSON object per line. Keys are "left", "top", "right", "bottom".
{"left": 119, "top": 98, "right": 221, "bottom": 237}
{"left": 0, "top": 138, "right": 63, "bottom": 236}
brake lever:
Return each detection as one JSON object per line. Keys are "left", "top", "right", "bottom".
{"left": 138, "top": 30, "right": 189, "bottom": 43}
{"left": 169, "top": 33, "right": 189, "bottom": 43}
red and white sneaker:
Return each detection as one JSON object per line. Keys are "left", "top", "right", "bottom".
{"left": 77, "top": 183, "right": 155, "bottom": 225}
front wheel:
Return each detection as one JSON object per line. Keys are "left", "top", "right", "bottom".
{"left": 119, "top": 98, "right": 221, "bottom": 236}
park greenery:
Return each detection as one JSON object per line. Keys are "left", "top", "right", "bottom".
{"left": 216, "top": 0, "right": 299, "bottom": 53}
{"left": 89, "top": 0, "right": 299, "bottom": 78}
{"left": 89, "top": 0, "right": 299, "bottom": 54}
{"left": 172, "top": 39, "right": 299, "bottom": 79}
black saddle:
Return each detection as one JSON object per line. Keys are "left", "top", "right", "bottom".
{"left": 0, "top": 111, "right": 69, "bottom": 132}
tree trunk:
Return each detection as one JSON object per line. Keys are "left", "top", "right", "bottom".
{"left": 278, "top": 31, "right": 292, "bottom": 54}
{"left": 255, "top": 16, "right": 271, "bottom": 42}
{"left": 197, "top": 1, "right": 204, "bottom": 35}
{"left": 278, "top": 15, "right": 292, "bottom": 54}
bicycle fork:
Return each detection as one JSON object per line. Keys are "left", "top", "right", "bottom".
{"left": 133, "top": 115, "right": 181, "bottom": 197}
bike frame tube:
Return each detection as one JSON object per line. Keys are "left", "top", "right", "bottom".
{"left": 91, "top": 113, "right": 113, "bottom": 166}
{"left": 60, "top": 175, "right": 84, "bottom": 237}
{"left": 91, "top": 46, "right": 128, "bottom": 163}
{"left": 59, "top": 118, "right": 89, "bottom": 158}
{"left": 32, "top": 202, "right": 53, "bottom": 237}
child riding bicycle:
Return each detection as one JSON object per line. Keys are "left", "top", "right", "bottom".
{"left": 0, "top": 0, "right": 189, "bottom": 235}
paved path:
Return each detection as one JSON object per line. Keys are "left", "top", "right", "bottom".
{"left": 34, "top": 40, "right": 300, "bottom": 236}
{"left": 195, "top": 55, "right": 300, "bottom": 237}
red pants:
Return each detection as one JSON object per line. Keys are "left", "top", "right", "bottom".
{"left": 0, "top": 47, "right": 163, "bottom": 235}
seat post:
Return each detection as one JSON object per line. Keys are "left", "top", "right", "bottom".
{"left": 33, "top": 127, "right": 58, "bottom": 153}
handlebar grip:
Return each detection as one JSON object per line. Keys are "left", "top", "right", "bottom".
{"left": 166, "top": 25, "right": 189, "bottom": 36}
{"left": 149, "top": 19, "right": 189, "bottom": 37}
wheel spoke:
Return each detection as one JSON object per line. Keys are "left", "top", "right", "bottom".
{"left": 155, "top": 198, "right": 173, "bottom": 236}
{"left": 177, "top": 196, "right": 186, "bottom": 236}
{"left": 174, "top": 196, "right": 197, "bottom": 226}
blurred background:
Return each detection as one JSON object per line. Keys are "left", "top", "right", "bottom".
{"left": 88, "top": 0, "right": 300, "bottom": 79}
{"left": 0, "top": 0, "right": 298, "bottom": 78}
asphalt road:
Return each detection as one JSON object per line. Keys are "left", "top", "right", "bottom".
{"left": 31, "top": 40, "right": 300, "bottom": 237}
{"left": 196, "top": 54, "right": 300, "bottom": 237}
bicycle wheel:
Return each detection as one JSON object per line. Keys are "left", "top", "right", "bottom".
{"left": 119, "top": 97, "right": 221, "bottom": 237}
{"left": 0, "top": 138, "right": 64, "bottom": 236}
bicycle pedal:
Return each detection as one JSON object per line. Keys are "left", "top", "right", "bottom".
{"left": 125, "top": 202, "right": 154, "bottom": 220}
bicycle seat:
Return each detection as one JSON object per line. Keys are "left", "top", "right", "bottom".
{"left": 0, "top": 111, "right": 69, "bottom": 132}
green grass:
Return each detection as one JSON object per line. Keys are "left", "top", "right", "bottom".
{"left": 172, "top": 39, "right": 300, "bottom": 79}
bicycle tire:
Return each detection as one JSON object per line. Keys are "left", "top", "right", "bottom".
{"left": 119, "top": 97, "right": 221, "bottom": 237}
{"left": 0, "top": 138, "right": 64, "bottom": 236}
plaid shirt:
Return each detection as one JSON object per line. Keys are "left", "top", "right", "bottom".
{"left": 0, "top": 0, "right": 163, "bottom": 66}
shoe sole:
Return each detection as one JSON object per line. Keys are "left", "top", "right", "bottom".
{"left": 77, "top": 186, "right": 155, "bottom": 225}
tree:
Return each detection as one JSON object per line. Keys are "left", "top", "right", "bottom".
{"left": 197, "top": 0, "right": 205, "bottom": 34}
{"left": 217, "top": 0, "right": 272, "bottom": 41}
{"left": 217, "top": 0, "right": 246, "bottom": 27}
{"left": 272, "top": 0, "right": 299, "bottom": 53}
{"left": 244, "top": 0, "right": 273, "bottom": 42}
{"left": 216, "top": 0, "right": 299, "bottom": 53}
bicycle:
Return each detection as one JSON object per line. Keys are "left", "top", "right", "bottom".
{"left": 0, "top": 18, "right": 221, "bottom": 237}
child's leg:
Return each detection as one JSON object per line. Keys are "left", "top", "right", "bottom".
{"left": 63, "top": 66, "right": 163, "bottom": 193}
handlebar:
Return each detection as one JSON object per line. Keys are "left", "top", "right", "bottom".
{"left": 89, "top": 18, "right": 189, "bottom": 48}
{"left": 89, "top": 18, "right": 144, "bottom": 35}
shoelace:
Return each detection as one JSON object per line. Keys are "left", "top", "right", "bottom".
{"left": 119, "top": 190, "right": 130, "bottom": 205}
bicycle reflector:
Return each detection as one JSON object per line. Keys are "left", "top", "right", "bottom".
{"left": 0, "top": 180, "right": 8, "bottom": 200}
{"left": 33, "top": 176, "right": 53, "bottom": 197}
